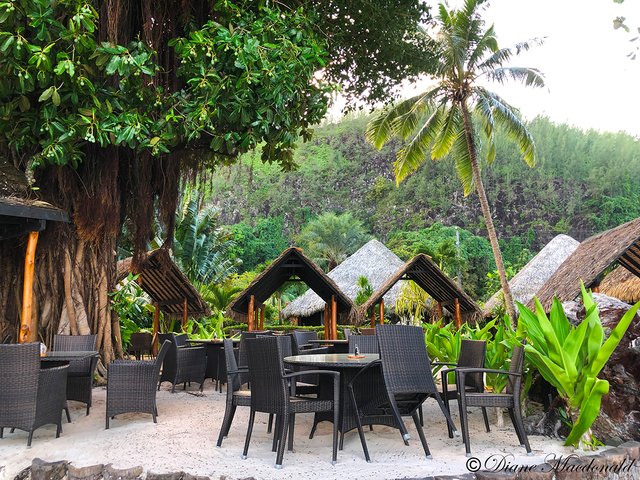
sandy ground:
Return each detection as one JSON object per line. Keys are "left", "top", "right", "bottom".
{"left": 0, "top": 381, "right": 587, "bottom": 480}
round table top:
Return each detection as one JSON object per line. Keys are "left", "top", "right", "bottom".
{"left": 283, "top": 353, "right": 379, "bottom": 368}
{"left": 188, "top": 338, "right": 240, "bottom": 344}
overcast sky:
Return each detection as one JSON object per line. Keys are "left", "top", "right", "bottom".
{"left": 332, "top": 1, "right": 640, "bottom": 137}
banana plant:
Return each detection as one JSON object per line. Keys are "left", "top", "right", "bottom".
{"left": 517, "top": 283, "right": 640, "bottom": 448}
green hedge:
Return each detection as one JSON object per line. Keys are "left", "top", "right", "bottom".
{"left": 222, "top": 323, "right": 352, "bottom": 340}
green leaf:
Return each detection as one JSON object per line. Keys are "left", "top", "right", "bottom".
{"left": 38, "top": 87, "right": 54, "bottom": 102}
{"left": 51, "top": 89, "right": 60, "bottom": 106}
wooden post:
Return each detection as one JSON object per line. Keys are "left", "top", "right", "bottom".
{"left": 454, "top": 298, "right": 462, "bottom": 329}
{"left": 152, "top": 301, "right": 160, "bottom": 355}
{"left": 19, "top": 231, "right": 39, "bottom": 343}
{"left": 369, "top": 308, "right": 375, "bottom": 328}
{"left": 331, "top": 295, "right": 338, "bottom": 340}
{"left": 259, "top": 307, "right": 265, "bottom": 330}
{"left": 248, "top": 295, "right": 255, "bottom": 331}
{"left": 436, "top": 301, "right": 443, "bottom": 321}
{"left": 323, "top": 304, "right": 330, "bottom": 340}
{"left": 182, "top": 297, "right": 188, "bottom": 331}
{"left": 378, "top": 299, "right": 385, "bottom": 326}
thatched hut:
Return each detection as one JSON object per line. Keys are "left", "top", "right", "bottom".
{"left": 227, "top": 247, "right": 353, "bottom": 338}
{"left": 282, "top": 239, "right": 405, "bottom": 325}
{"left": 360, "top": 253, "right": 482, "bottom": 327}
{"left": 531, "top": 217, "right": 640, "bottom": 310}
{"left": 483, "top": 234, "right": 579, "bottom": 316}
{"left": 601, "top": 266, "right": 640, "bottom": 304}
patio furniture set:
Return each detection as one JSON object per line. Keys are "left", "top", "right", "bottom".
{"left": 0, "top": 326, "right": 530, "bottom": 469}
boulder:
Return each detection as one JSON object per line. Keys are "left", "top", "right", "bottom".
{"left": 563, "top": 293, "right": 640, "bottom": 443}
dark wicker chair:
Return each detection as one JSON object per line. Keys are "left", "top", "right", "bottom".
{"left": 242, "top": 336, "right": 340, "bottom": 469}
{"left": 106, "top": 340, "right": 170, "bottom": 429}
{"left": 348, "top": 335, "right": 378, "bottom": 354}
{"left": 343, "top": 328, "right": 352, "bottom": 338}
{"left": 158, "top": 333, "right": 206, "bottom": 392}
{"left": 53, "top": 334, "right": 98, "bottom": 416}
{"left": 438, "top": 339, "right": 489, "bottom": 438}
{"left": 0, "top": 343, "right": 68, "bottom": 446}
{"left": 128, "top": 332, "right": 153, "bottom": 360}
{"left": 216, "top": 339, "right": 250, "bottom": 447}
{"left": 456, "top": 344, "right": 531, "bottom": 456}
{"left": 348, "top": 324, "right": 457, "bottom": 462}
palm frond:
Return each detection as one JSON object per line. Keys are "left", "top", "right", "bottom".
{"left": 479, "top": 87, "right": 536, "bottom": 166}
{"left": 486, "top": 67, "right": 546, "bottom": 88}
{"left": 451, "top": 130, "right": 475, "bottom": 195}
{"left": 474, "top": 89, "right": 496, "bottom": 163}
{"left": 392, "top": 87, "right": 442, "bottom": 139}
{"left": 467, "top": 24, "right": 498, "bottom": 69}
{"left": 366, "top": 93, "right": 429, "bottom": 149}
{"left": 432, "top": 107, "right": 462, "bottom": 159}
{"left": 394, "top": 107, "right": 447, "bottom": 184}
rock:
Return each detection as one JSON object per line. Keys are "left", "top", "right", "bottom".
{"left": 619, "top": 441, "right": 640, "bottom": 459}
{"left": 476, "top": 471, "right": 517, "bottom": 480}
{"left": 102, "top": 465, "right": 143, "bottom": 480}
{"left": 146, "top": 473, "right": 184, "bottom": 480}
{"left": 515, "top": 463, "right": 555, "bottom": 480}
{"left": 30, "top": 459, "right": 68, "bottom": 480}
{"left": 563, "top": 293, "right": 640, "bottom": 443}
{"left": 12, "top": 466, "right": 31, "bottom": 480}
{"left": 68, "top": 464, "right": 103, "bottom": 480}
{"left": 182, "top": 474, "right": 209, "bottom": 480}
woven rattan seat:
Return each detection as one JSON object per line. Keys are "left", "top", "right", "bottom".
{"left": 158, "top": 333, "right": 206, "bottom": 392}
{"left": 53, "top": 334, "right": 98, "bottom": 416}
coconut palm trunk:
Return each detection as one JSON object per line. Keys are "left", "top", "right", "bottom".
{"left": 461, "top": 104, "right": 517, "bottom": 322}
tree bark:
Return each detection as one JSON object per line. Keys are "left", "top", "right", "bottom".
{"left": 461, "top": 104, "right": 518, "bottom": 323}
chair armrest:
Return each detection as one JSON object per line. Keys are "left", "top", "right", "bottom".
{"left": 347, "top": 359, "right": 382, "bottom": 389}
{"left": 456, "top": 367, "right": 521, "bottom": 377}
{"left": 284, "top": 369, "right": 339, "bottom": 379}
{"left": 227, "top": 367, "right": 248, "bottom": 377}
{"left": 432, "top": 361, "right": 457, "bottom": 367}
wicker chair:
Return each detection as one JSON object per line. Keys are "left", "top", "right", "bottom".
{"left": 456, "top": 344, "right": 531, "bottom": 456}
{"left": 242, "top": 336, "right": 340, "bottom": 469}
{"left": 53, "top": 334, "right": 98, "bottom": 416}
{"left": 348, "top": 325, "right": 457, "bottom": 462}
{"left": 343, "top": 328, "right": 352, "bottom": 339}
{"left": 0, "top": 343, "right": 68, "bottom": 446}
{"left": 216, "top": 339, "right": 250, "bottom": 447}
{"left": 158, "top": 333, "right": 206, "bottom": 392}
{"left": 106, "top": 340, "right": 170, "bottom": 429}
{"left": 438, "top": 339, "right": 489, "bottom": 438}
{"left": 128, "top": 332, "right": 153, "bottom": 360}
{"left": 348, "top": 335, "right": 378, "bottom": 354}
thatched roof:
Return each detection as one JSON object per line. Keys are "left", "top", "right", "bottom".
{"left": 483, "top": 234, "right": 580, "bottom": 316}
{"left": 227, "top": 247, "right": 354, "bottom": 322}
{"left": 600, "top": 266, "right": 640, "bottom": 304}
{"left": 116, "top": 248, "right": 211, "bottom": 318}
{"left": 360, "top": 253, "right": 481, "bottom": 319}
{"left": 282, "top": 239, "right": 405, "bottom": 319}
{"left": 531, "top": 217, "right": 640, "bottom": 310}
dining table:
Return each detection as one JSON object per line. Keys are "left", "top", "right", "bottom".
{"left": 40, "top": 350, "right": 99, "bottom": 363}
{"left": 305, "top": 338, "right": 349, "bottom": 354}
{"left": 188, "top": 338, "right": 240, "bottom": 391}
{"left": 283, "top": 353, "right": 387, "bottom": 449}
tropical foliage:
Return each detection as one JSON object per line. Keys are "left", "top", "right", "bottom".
{"left": 109, "top": 274, "right": 154, "bottom": 348}
{"left": 365, "top": 0, "right": 545, "bottom": 321}
{"left": 517, "top": 284, "right": 640, "bottom": 448}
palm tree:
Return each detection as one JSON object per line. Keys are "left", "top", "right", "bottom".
{"left": 366, "top": 0, "right": 544, "bottom": 322}
{"left": 296, "top": 212, "right": 371, "bottom": 271}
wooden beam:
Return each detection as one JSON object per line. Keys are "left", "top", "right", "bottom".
{"left": 152, "top": 301, "right": 160, "bottom": 355}
{"left": 259, "top": 307, "right": 265, "bottom": 330}
{"left": 369, "top": 308, "right": 375, "bottom": 328}
{"left": 324, "top": 304, "right": 330, "bottom": 340}
{"left": 436, "top": 301, "right": 443, "bottom": 321}
{"left": 331, "top": 295, "right": 338, "bottom": 340}
{"left": 454, "top": 298, "right": 462, "bottom": 329}
{"left": 182, "top": 297, "right": 188, "bottom": 331}
{"left": 19, "top": 231, "right": 39, "bottom": 343}
{"left": 248, "top": 295, "right": 255, "bottom": 331}
{"left": 378, "top": 299, "right": 384, "bottom": 326}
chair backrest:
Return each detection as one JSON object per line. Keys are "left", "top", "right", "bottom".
{"left": 53, "top": 334, "right": 97, "bottom": 374}
{"left": 360, "top": 328, "right": 375, "bottom": 336}
{"left": 245, "top": 337, "right": 288, "bottom": 414}
{"left": 458, "top": 339, "right": 486, "bottom": 390}
{"left": 153, "top": 340, "right": 171, "bottom": 379}
{"left": 130, "top": 332, "right": 153, "bottom": 352}
{"left": 158, "top": 333, "right": 178, "bottom": 372}
{"left": 343, "top": 328, "right": 352, "bottom": 339}
{"left": 223, "top": 339, "right": 242, "bottom": 392}
{"left": 0, "top": 343, "right": 40, "bottom": 425}
{"left": 506, "top": 344, "right": 525, "bottom": 395}
{"left": 174, "top": 333, "right": 189, "bottom": 347}
{"left": 376, "top": 324, "right": 437, "bottom": 395}
{"left": 238, "top": 332, "right": 262, "bottom": 368}
{"left": 276, "top": 335, "right": 293, "bottom": 359}
{"left": 291, "top": 331, "right": 318, "bottom": 354}
{"left": 348, "top": 335, "right": 379, "bottom": 354}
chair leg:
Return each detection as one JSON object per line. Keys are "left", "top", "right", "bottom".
{"left": 433, "top": 391, "right": 458, "bottom": 436}
{"left": 419, "top": 404, "right": 424, "bottom": 426}
{"left": 443, "top": 392, "right": 453, "bottom": 438}
{"left": 309, "top": 419, "right": 318, "bottom": 439}
{"left": 27, "top": 430, "right": 33, "bottom": 447}
{"left": 287, "top": 414, "right": 295, "bottom": 452}
{"left": 388, "top": 396, "right": 410, "bottom": 445}
{"left": 106, "top": 412, "right": 110, "bottom": 429}
{"left": 272, "top": 415, "right": 281, "bottom": 452}
{"left": 349, "top": 383, "right": 371, "bottom": 462}
{"left": 275, "top": 413, "right": 289, "bottom": 469}
{"left": 482, "top": 407, "right": 490, "bottom": 432}
{"left": 56, "top": 421, "right": 62, "bottom": 438}
{"left": 86, "top": 404, "right": 90, "bottom": 416}
{"left": 458, "top": 394, "right": 472, "bottom": 457}
{"left": 512, "top": 406, "right": 532, "bottom": 454}
{"left": 241, "top": 410, "right": 256, "bottom": 460}
{"left": 217, "top": 403, "right": 237, "bottom": 446}
{"left": 10, "top": 428, "right": 15, "bottom": 433}
{"left": 339, "top": 430, "right": 345, "bottom": 450}
{"left": 152, "top": 409, "right": 157, "bottom": 423}
{"left": 267, "top": 413, "right": 274, "bottom": 434}
{"left": 0, "top": 427, "right": 3, "bottom": 438}
{"left": 65, "top": 406, "right": 71, "bottom": 423}
{"left": 412, "top": 411, "right": 431, "bottom": 459}
{"left": 332, "top": 396, "right": 339, "bottom": 465}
